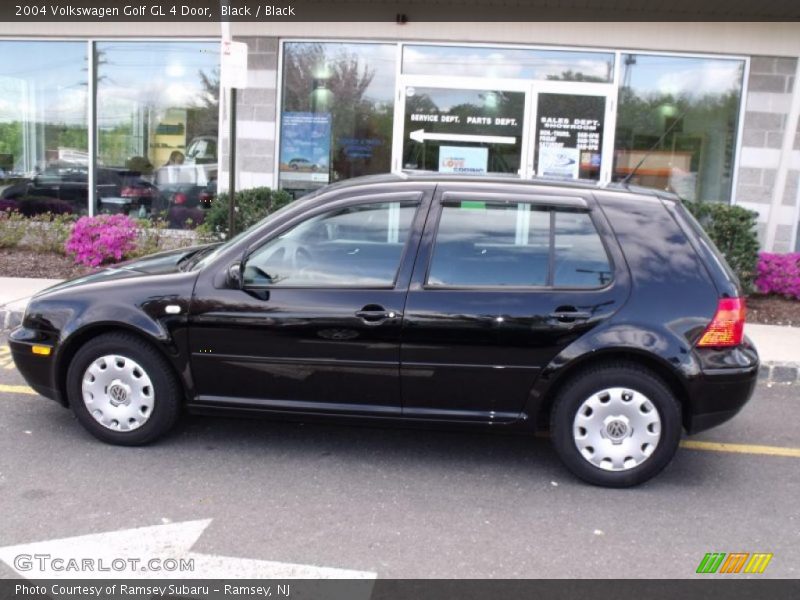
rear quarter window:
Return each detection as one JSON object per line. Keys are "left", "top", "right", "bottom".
{"left": 554, "top": 211, "right": 614, "bottom": 288}
{"left": 672, "top": 201, "right": 741, "bottom": 296}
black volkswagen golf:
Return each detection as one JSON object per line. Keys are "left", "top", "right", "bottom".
{"left": 10, "top": 174, "right": 759, "bottom": 487}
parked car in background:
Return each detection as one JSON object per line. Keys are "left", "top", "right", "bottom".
{"left": 0, "top": 165, "right": 158, "bottom": 216}
{"left": 9, "top": 174, "right": 759, "bottom": 487}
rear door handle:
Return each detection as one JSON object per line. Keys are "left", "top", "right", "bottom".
{"left": 549, "top": 310, "right": 591, "bottom": 322}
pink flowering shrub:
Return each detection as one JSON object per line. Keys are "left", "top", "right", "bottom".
{"left": 755, "top": 252, "right": 800, "bottom": 300}
{"left": 65, "top": 214, "right": 138, "bottom": 268}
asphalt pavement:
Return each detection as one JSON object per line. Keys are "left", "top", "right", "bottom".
{"left": 0, "top": 334, "right": 798, "bottom": 579}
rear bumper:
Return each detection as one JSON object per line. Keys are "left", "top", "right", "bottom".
{"left": 8, "top": 326, "right": 63, "bottom": 405}
{"left": 685, "top": 342, "right": 759, "bottom": 434}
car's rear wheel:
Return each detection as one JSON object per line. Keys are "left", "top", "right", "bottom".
{"left": 550, "top": 363, "right": 682, "bottom": 487}
{"left": 66, "top": 332, "right": 181, "bottom": 445}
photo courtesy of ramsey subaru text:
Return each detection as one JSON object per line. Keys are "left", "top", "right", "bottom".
{"left": 9, "top": 174, "right": 759, "bottom": 487}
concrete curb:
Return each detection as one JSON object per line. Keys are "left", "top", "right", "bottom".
{"left": 1, "top": 303, "right": 798, "bottom": 385}
{"left": 759, "top": 361, "right": 800, "bottom": 385}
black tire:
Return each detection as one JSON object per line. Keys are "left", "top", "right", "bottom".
{"left": 66, "top": 332, "right": 182, "bottom": 446}
{"left": 550, "top": 362, "right": 682, "bottom": 487}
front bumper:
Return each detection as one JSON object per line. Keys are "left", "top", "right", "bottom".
{"left": 9, "top": 326, "right": 63, "bottom": 405}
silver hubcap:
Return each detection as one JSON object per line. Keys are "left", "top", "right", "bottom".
{"left": 81, "top": 355, "right": 154, "bottom": 431}
{"left": 573, "top": 387, "right": 661, "bottom": 471}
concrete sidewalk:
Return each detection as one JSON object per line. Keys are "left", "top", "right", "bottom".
{"left": 0, "top": 277, "right": 61, "bottom": 331}
{"left": 0, "top": 276, "right": 798, "bottom": 381}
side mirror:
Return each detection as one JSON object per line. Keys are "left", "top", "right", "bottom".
{"left": 226, "top": 262, "right": 243, "bottom": 289}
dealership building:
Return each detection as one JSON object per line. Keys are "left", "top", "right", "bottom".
{"left": 2, "top": 12, "right": 800, "bottom": 251}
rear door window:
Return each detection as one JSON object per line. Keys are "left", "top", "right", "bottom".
{"left": 427, "top": 200, "right": 612, "bottom": 289}
{"left": 428, "top": 201, "right": 551, "bottom": 287}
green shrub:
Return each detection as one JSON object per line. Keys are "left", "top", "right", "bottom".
{"left": 197, "top": 187, "right": 292, "bottom": 239}
{"left": 130, "top": 217, "right": 169, "bottom": 258}
{"left": 684, "top": 200, "right": 759, "bottom": 293}
{"left": 25, "top": 213, "right": 77, "bottom": 254}
{"left": 0, "top": 210, "right": 26, "bottom": 249}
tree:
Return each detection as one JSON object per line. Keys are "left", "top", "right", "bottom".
{"left": 186, "top": 67, "right": 220, "bottom": 141}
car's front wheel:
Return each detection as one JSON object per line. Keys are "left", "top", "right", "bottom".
{"left": 66, "top": 332, "right": 181, "bottom": 445}
{"left": 550, "top": 363, "right": 682, "bottom": 487}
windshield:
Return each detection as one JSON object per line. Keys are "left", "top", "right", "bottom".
{"left": 189, "top": 201, "right": 297, "bottom": 271}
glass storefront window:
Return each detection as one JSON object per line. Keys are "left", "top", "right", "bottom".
{"left": 402, "top": 86, "right": 525, "bottom": 175}
{"left": 534, "top": 93, "right": 606, "bottom": 181}
{"left": 613, "top": 54, "right": 745, "bottom": 202}
{"left": 96, "top": 42, "right": 219, "bottom": 228}
{"left": 403, "top": 45, "right": 614, "bottom": 83}
{"left": 279, "top": 42, "right": 397, "bottom": 196}
{"left": 0, "top": 42, "right": 88, "bottom": 215}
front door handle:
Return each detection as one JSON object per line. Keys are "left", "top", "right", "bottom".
{"left": 355, "top": 305, "right": 400, "bottom": 323}
{"left": 549, "top": 309, "right": 592, "bottom": 322}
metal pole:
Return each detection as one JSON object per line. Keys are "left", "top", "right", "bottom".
{"left": 220, "top": 3, "right": 236, "bottom": 237}
{"left": 228, "top": 87, "right": 237, "bottom": 237}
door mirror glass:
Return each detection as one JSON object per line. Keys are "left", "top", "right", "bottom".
{"left": 226, "top": 262, "right": 243, "bottom": 289}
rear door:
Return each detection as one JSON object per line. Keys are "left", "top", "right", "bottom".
{"left": 400, "top": 184, "right": 626, "bottom": 422}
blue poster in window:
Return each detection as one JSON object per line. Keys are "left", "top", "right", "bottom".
{"left": 279, "top": 112, "right": 331, "bottom": 184}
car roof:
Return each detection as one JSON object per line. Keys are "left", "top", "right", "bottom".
{"left": 312, "top": 172, "right": 680, "bottom": 204}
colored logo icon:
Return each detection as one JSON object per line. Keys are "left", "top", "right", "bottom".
{"left": 696, "top": 552, "right": 773, "bottom": 574}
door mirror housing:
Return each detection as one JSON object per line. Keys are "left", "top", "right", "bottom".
{"left": 226, "top": 261, "right": 243, "bottom": 289}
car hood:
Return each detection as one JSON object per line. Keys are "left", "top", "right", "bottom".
{"left": 36, "top": 243, "right": 218, "bottom": 296}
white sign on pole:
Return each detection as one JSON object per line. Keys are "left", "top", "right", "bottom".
{"left": 220, "top": 40, "right": 248, "bottom": 89}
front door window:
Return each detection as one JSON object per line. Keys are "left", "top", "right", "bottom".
{"left": 243, "top": 201, "right": 418, "bottom": 288}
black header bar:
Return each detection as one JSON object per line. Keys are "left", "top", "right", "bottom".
{"left": 2, "top": 0, "right": 800, "bottom": 22}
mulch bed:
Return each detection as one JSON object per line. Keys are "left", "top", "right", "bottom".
{"left": 0, "top": 248, "right": 797, "bottom": 327}
{"left": 746, "top": 294, "right": 800, "bottom": 327}
{"left": 0, "top": 248, "right": 90, "bottom": 280}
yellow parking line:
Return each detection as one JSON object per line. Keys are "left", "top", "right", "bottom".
{"left": 681, "top": 440, "right": 800, "bottom": 458}
{"left": 0, "top": 384, "right": 36, "bottom": 396}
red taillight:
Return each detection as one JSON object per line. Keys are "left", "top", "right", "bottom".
{"left": 121, "top": 186, "right": 155, "bottom": 198}
{"left": 173, "top": 192, "right": 187, "bottom": 205}
{"left": 697, "top": 297, "right": 746, "bottom": 348}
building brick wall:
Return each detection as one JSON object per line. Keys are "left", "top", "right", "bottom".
{"left": 218, "top": 36, "right": 279, "bottom": 192}
{"left": 735, "top": 56, "right": 800, "bottom": 252}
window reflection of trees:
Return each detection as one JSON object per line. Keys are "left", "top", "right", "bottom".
{"left": 613, "top": 55, "right": 744, "bottom": 203}
{"left": 282, "top": 43, "right": 395, "bottom": 185}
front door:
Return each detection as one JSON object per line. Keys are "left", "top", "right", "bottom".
{"left": 400, "top": 184, "right": 626, "bottom": 422}
{"left": 189, "top": 191, "right": 430, "bottom": 415}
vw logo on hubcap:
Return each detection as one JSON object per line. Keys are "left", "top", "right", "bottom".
{"left": 107, "top": 381, "right": 130, "bottom": 407}
{"left": 606, "top": 419, "right": 629, "bottom": 440}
